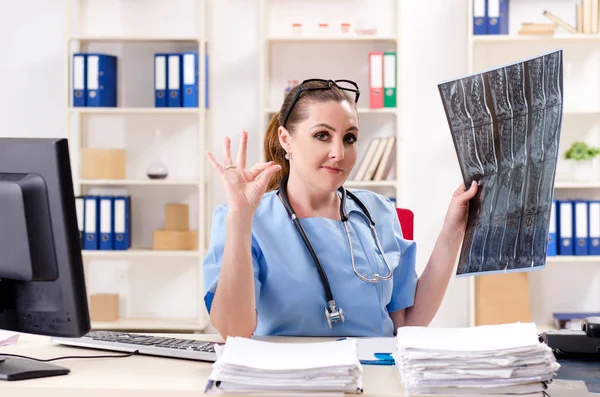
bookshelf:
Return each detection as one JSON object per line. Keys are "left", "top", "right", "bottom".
{"left": 258, "top": 0, "right": 404, "bottom": 202}
{"left": 467, "top": 0, "right": 600, "bottom": 329}
{"left": 65, "top": 0, "right": 210, "bottom": 333}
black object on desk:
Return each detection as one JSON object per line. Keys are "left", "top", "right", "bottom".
{"left": 0, "top": 138, "right": 91, "bottom": 381}
{"left": 541, "top": 317, "right": 600, "bottom": 393}
{"left": 541, "top": 317, "right": 600, "bottom": 357}
{"left": 0, "top": 357, "right": 69, "bottom": 381}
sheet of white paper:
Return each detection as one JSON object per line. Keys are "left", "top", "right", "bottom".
{"left": 216, "top": 337, "right": 361, "bottom": 372}
{"left": 354, "top": 337, "right": 395, "bottom": 361}
{"left": 0, "top": 331, "right": 19, "bottom": 347}
{"left": 395, "top": 322, "right": 540, "bottom": 352}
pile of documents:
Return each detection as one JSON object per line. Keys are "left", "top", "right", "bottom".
{"left": 394, "top": 323, "right": 560, "bottom": 395}
{"left": 0, "top": 330, "right": 19, "bottom": 347}
{"left": 205, "top": 337, "right": 363, "bottom": 395}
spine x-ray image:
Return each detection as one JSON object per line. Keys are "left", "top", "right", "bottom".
{"left": 438, "top": 50, "right": 563, "bottom": 277}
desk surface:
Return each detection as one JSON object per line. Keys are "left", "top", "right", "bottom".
{"left": 0, "top": 333, "right": 596, "bottom": 397}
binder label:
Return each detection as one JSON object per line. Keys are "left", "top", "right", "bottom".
{"left": 76, "top": 197, "right": 84, "bottom": 232}
{"left": 115, "top": 199, "right": 125, "bottom": 233}
{"left": 155, "top": 56, "right": 166, "bottom": 90}
{"left": 591, "top": 202, "right": 600, "bottom": 236}
{"left": 370, "top": 54, "right": 383, "bottom": 89}
{"left": 168, "top": 55, "right": 180, "bottom": 90}
{"left": 85, "top": 199, "right": 96, "bottom": 233}
{"left": 87, "top": 56, "right": 99, "bottom": 90}
{"left": 560, "top": 202, "right": 572, "bottom": 238}
{"left": 576, "top": 202, "right": 588, "bottom": 238}
{"left": 73, "top": 56, "right": 85, "bottom": 90}
{"left": 100, "top": 199, "right": 112, "bottom": 234}
{"left": 184, "top": 53, "right": 196, "bottom": 85}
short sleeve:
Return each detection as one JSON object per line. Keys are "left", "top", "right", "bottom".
{"left": 202, "top": 205, "right": 262, "bottom": 313}
{"left": 384, "top": 199, "right": 418, "bottom": 313}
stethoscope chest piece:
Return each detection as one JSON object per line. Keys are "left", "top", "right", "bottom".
{"left": 325, "top": 301, "right": 345, "bottom": 329}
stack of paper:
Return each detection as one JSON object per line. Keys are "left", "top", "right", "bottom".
{"left": 0, "top": 331, "right": 19, "bottom": 347}
{"left": 394, "top": 323, "right": 560, "bottom": 395}
{"left": 205, "top": 337, "right": 363, "bottom": 395}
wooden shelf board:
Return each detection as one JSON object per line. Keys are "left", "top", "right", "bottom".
{"left": 472, "top": 34, "right": 600, "bottom": 43}
{"left": 554, "top": 182, "right": 600, "bottom": 189}
{"left": 76, "top": 179, "right": 202, "bottom": 186}
{"left": 267, "top": 35, "right": 397, "bottom": 42}
{"left": 69, "top": 107, "right": 202, "bottom": 115}
{"left": 83, "top": 249, "right": 199, "bottom": 259}
{"left": 264, "top": 107, "right": 397, "bottom": 114}
{"left": 91, "top": 318, "right": 202, "bottom": 332}
{"left": 70, "top": 36, "right": 201, "bottom": 43}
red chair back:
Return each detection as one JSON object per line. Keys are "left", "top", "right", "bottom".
{"left": 396, "top": 208, "right": 414, "bottom": 240}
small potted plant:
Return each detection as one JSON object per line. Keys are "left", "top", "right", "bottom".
{"left": 564, "top": 141, "right": 600, "bottom": 182}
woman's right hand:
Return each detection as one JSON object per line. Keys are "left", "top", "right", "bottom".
{"left": 206, "top": 130, "right": 281, "bottom": 216}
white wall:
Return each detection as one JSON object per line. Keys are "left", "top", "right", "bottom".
{"left": 399, "top": 1, "right": 470, "bottom": 327}
{"left": 7, "top": 0, "right": 590, "bottom": 329}
{"left": 0, "top": 0, "right": 66, "bottom": 139}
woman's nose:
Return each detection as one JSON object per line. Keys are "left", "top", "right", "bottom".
{"left": 329, "top": 142, "right": 345, "bottom": 160}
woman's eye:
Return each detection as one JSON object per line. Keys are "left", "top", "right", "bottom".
{"left": 344, "top": 134, "right": 357, "bottom": 144}
{"left": 315, "top": 132, "right": 329, "bottom": 141}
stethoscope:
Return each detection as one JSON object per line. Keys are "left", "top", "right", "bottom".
{"left": 278, "top": 175, "right": 394, "bottom": 329}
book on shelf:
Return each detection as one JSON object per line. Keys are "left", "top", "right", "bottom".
{"left": 349, "top": 136, "right": 396, "bottom": 182}
{"left": 517, "top": 22, "right": 557, "bottom": 36}
{"left": 542, "top": 0, "right": 600, "bottom": 35}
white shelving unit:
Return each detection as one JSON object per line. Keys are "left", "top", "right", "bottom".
{"left": 258, "top": 0, "right": 404, "bottom": 201}
{"left": 546, "top": 256, "right": 600, "bottom": 264}
{"left": 467, "top": 0, "right": 600, "bottom": 328}
{"left": 65, "top": 0, "right": 210, "bottom": 333}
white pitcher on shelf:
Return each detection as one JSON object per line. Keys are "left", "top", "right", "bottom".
{"left": 563, "top": 141, "right": 600, "bottom": 183}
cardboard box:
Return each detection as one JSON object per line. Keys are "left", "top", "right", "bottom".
{"left": 90, "top": 293, "right": 119, "bottom": 322}
{"left": 81, "top": 148, "right": 126, "bottom": 179}
{"left": 475, "top": 272, "right": 531, "bottom": 326}
{"left": 165, "top": 203, "right": 189, "bottom": 231}
{"left": 152, "top": 230, "right": 198, "bottom": 251}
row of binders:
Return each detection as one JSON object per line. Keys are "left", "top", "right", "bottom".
{"left": 75, "top": 196, "right": 132, "bottom": 251}
{"left": 368, "top": 52, "right": 396, "bottom": 108}
{"left": 549, "top": 199, "right": 600, "bottom": 256}
{"left": 72, "top": 52, "right": 205, "bottom": 108}
{"left": 473, "top": 0, "right": 509, "bottom": 35}
{"left": 154, "top": 52, "right": 202, "bottom": 108}
{"left": 72, "top": 53, "right": 118, "bottom": 107}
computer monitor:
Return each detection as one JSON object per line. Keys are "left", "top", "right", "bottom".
{"left": 0, "top": 138, "right": 90, "bottom": 380}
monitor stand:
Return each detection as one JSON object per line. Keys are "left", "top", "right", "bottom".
{"left": 0, "top": 356, "right": 69, "bottom": 381}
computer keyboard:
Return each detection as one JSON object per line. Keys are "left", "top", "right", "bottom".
{"left": 51, "top": 331, "right": 220, "bottom": 362}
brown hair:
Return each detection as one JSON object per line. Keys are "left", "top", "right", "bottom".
{"left": 264, "top": 81, "right": 357, "bottom": 191}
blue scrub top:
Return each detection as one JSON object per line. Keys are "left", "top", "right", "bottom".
{"left": 202, "top": 188, "right": 418, "bottom": 337}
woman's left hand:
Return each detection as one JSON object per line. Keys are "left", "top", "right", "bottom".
{"left": 443, "top": 180, "right": 478, "bottom": 236}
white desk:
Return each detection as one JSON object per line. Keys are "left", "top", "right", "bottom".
{"left": 0, "top": 333, "right": 595, "bottom": 397}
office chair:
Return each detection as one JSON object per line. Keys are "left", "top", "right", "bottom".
{"left": 396, "top": 208, "right": 414, "bottom": 240}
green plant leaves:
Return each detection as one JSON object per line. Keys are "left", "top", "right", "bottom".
{"left": 564, "top": 141, "right": 600, "bottom": 161}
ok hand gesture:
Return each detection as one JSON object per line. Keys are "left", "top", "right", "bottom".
{"left": 206, "top": 130, "right": 281, "bottom": 217}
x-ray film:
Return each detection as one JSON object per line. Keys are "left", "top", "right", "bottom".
{"left": 438, "top": 50, "right": 563, "bottom": 276}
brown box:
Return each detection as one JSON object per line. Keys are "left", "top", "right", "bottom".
{"left": 81, "top": 148, "right": 126, "bottom": 179}
{"left": 165, "top": 203, "right": 189, "bottom": 231}
{"left": 475, "top": 272, "right": 532, "bottom": 326}
{"left": 152, "top": 230, "right": 198, "bottom": 251}
{"left": 89, "top": 293, "right": 119, "bottom": 322}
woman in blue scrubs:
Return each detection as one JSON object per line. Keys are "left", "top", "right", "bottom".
{"left": 203, "top": 79, "right": 477, "bottom": 338}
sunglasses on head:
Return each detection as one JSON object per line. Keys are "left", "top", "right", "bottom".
{"left": 281, "top": 79, "right": 360, "bottom": 128}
